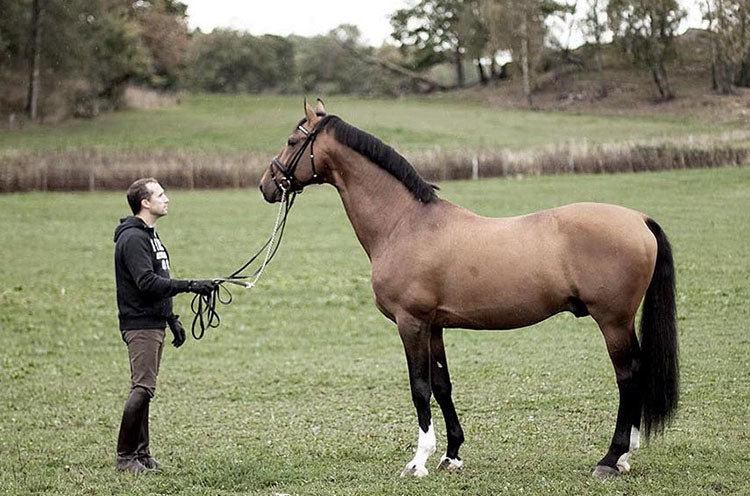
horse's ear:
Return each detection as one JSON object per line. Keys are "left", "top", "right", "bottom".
{"left": 304, "top": 98, "right": 319, "bottom": 126}
{"left": 314, "top": 98, "right": 327, "bottom": 116}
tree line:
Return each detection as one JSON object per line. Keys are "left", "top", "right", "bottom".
{"left": 2, "top": 0, "right": 191, "bottom": 121}
{"left": 391, "top": 0, "right": 749, "bottom": 102}
{"left": 1, "top": 0, "right": 748, "bottom": 122}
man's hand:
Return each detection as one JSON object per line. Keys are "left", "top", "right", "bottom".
{"left": 188, "top": 279, "right": 218, "bottom": 296}
{"left": 167, "top": 315, "right": 186, "bottom": 348}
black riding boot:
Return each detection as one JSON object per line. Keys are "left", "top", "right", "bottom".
{"left": 116, "top": 387, "right": 153, "bottom": 473}
{"left": 136, "top": 401, "right": 161, "bottom": 470}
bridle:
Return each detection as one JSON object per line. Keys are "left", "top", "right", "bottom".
{"left": 269, "top": 116, "right": 329, "bottom": 194}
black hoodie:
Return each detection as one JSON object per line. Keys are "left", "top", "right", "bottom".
{"left": 113, "top": 216, "right": 189, "bottom": 330}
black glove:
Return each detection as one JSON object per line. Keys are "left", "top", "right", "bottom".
{"left": 187, "top": 279, "right": 218, "bottom": 296}
{"left": 167, "top": 315, "right": 186, "bottom": 348}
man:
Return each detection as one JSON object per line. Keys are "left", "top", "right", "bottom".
{"left": 113, "top": 177, "right": 216, "bottom": 473}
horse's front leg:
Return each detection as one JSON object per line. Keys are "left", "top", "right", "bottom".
{"left": 397, "top": 315, "right": 436, "bottom": 477}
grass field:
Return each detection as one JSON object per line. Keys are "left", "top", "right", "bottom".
{"left": 1, "top": 94, "right": 746, "bottom": 154}
{"left": 0, "top": 167, "right": 748, "bottom": 495}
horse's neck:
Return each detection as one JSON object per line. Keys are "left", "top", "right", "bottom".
{"left": 328, "top": 146, "right": 420, "bottom": 260}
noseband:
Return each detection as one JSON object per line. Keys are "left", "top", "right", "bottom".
{"left": 270, "top": 118, "right": 327, "bottom": 193}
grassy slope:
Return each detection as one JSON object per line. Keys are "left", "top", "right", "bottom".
{"left": 0, "top": 94, "right": 744, "bottom": 155}
{"left": 0, "top": 167, "right": 748, "bottom": 495}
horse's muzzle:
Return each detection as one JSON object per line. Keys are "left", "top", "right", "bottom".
{"left": 259, "top": 180, "right": 282, "bottom": 204}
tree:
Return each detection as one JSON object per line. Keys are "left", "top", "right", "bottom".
{"left": 519, "top": 3, "right": 533, "bottom": 105}
{"left": 0, "top": 0, "right": 28, "bottom": 67}
{"left": 703, "top": 0, "right": 750, "bottom": 92}
{"left": 456, "top": 1, "right": 490, "bottom": 84}
{"left": 132, "top": 0, "right": 190, "bottom": 89}
{"left": 186, "top": 30, "right": 262, "bottom": 92}
{"left": 182, "top": 24, "right": 411, "bottom": 96}
{"left": 186, "top": 29, "right": 300, "bottom": 93}
{"left": 88, "top": 5, "right": 152, "bottom": 105}
{"left": 25, "top": 0, "right": 43, "bottom": 120}
{"left": 608, "top": 0, "right": 685, "bottom": 100}
{"left": 478, "top": 0, "right": 507, "bottom": 79}
{"left": 391, "top": 0, "right": 487, "bottom": 87}
{"left": 480, "top": 0, "right": 569, "bottom": 106}
{"left": 581, "top": 0, "right": 610, "bottom": 96}
{"left": 295, "top": 26, "right": 393, "bottom": 95}
{"left": 2, "top": 0, "right": 187, "bottom": 119}
{"left": 740, "top": 7, "right": 750, "bottom": 87}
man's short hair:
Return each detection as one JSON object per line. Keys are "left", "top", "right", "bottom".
{"left": 126, "top": 177, "right": 158, "bottom": 215}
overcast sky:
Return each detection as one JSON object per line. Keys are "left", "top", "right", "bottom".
{"left": 181, "top": 0, "right": 706, "bottom": 48}
{"left": 182, "top": 0, "right": 409, "bottom": 46}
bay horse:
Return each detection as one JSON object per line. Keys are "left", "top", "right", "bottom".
{"left": 259, "top": 99, "right": 679, "bottom": 479}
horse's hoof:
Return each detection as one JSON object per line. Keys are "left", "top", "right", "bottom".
{"left": 437, "top": 455, "right": 464, "bottom": 471}
{"left": 592, "top": 465, "right": 621, "bottom": 480}
{"left": 400, "top": 463, "right": 429, "bottom": 478}
{"left": 616, "top": 459, "right": 631, "bottom": 473}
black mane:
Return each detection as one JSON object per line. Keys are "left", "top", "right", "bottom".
{"left": 320, "top": 115, "right": 438, "bottom": 203}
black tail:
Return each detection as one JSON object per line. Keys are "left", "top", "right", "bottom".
{"left": 639, "top": 218, "right": 680, "bottom": 440}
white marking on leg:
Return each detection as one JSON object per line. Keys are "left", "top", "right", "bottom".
{"left": 438, "top": 453, "right": 464, "bottom": 471}
{"left": 401, "top": 422, "right": 436, "bottom": 477}
{"left": 617, "top": 427, "right": 640, "bottom": 473}
{"left": 629, "top": 426, "right": 640, "bottom": 452}
{"left": 436, "top": 361, "right": 443, "bottom": 369}
{"left": 616, "top": 452, "right": 630, "bottom": 473}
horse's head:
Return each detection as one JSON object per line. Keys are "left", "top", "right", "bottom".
{"left": 260, "top": 98, "right": 328, "bottom": 203}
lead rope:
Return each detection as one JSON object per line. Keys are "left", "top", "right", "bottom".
{"left": 190, "top": 187, "right": 292, "bottom": 339}
{"left": 231, "top": 186, "right": 288, "bottom": 290}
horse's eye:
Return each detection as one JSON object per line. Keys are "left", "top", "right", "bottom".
{"left": 287, "top": 138, "right": 298, "bottom": 146}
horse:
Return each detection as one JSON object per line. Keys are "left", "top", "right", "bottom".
{"left": 259, "top": 99, "right": 679, "bottom": 480}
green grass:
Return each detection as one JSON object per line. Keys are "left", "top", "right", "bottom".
{"left": 1, "top": 167, "right": 748, "bottom": 495}
{"left": 0, "top": 94, "right": 744, "bottom": 154}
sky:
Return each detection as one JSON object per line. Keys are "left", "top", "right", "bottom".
{"left": 181, "top": 0, "right": 706, "bottom": 48}
{"left": 182, "top": 0, "right": 409, "bottom": 46}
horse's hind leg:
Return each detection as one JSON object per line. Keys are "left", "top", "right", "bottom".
{"left": 397, "top": 315, "right": 436, "bottom": 477}
{"left": 593, "top": 321, "right": 642, "bottom": 479}
{"left": 430, "top": 327, "right": 465, "bottom": 471}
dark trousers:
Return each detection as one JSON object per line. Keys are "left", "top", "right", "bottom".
{"left": 117, "top": 328, "right": 165, "bottom": 460}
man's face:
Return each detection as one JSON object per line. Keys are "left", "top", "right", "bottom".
{"left": 142, "top": 182, "right": 169, "bottom": 217}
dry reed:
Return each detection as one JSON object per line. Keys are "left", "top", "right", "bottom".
{"left": 412, "top": 131, "right": 750, "bottom": 182}
{"left": 1, "top": 132, "right": 748, "bottom": 193}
